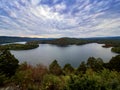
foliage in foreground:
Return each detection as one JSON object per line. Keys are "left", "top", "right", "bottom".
{"left": 0, "top": 50, "right": 19, "bottom": 77}
{"left": 6, "top": 65, "right": 120, "bottom": 90}
{"left": 0, "top": 50, "right": 120, "bottom": 90}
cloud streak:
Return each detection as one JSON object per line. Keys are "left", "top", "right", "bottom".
{"left": 0, "top": 0, "right": 120, "bottom": 38}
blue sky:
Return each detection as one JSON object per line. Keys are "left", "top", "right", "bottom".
{"left": 0, "top": 0, "right": 120, "bottom": 38}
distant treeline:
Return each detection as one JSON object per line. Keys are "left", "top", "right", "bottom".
{"left": 27, "top": 37, "right": 120, "bottom": 53}
{"left": 26, "top": 37, "right": 120, "bottom": 46}
{"left": 0, "top": 49, "right": 120, "bottom": 90}
{"left": 0, "top": 36, "right": 53, "bottom": 44}
{"left": 0, "top": 36, "right": 120, "bottom": 53}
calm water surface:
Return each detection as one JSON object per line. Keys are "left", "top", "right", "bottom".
{"left": 11, "top": 43, "right": 117, "bottom": 67}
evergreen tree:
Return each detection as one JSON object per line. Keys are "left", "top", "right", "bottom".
{"left": 49, "top": 60, "right": 62, "bottom": 75}
{"left": 63, "top": 63, "right": 74, "bottom": 74}
{"left": 77, "top": 61, "right": 87, "bottom": 74}
{"left": 87, "top": 57, "right": 104, "bottom": 71}
{"left": 109, "top": 55, "right": 120, "bottom": 71}
{"left": 0, "top": 49, "right": 19, "bottom": 77}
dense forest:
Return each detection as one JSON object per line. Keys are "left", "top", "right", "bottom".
{"left": 0, "top": 49, "right": 120, "bottom": 90}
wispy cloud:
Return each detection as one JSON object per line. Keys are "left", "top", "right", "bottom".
{"left": 0, "top": 0, "right": 120, "bottom": 37}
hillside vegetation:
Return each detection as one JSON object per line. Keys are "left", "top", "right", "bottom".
{"left": 0, "top": 50, "right": 120, "bottom": 90}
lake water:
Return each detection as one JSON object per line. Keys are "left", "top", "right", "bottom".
{"left": 11, "top": 43, "right": 117, "bottom": 67}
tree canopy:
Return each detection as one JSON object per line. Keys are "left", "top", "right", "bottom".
{"left": 0, "top": 49, "right": 19, "bottom": 77}
{"left": 49, "top": 60, "right": 62, "bottom": 75}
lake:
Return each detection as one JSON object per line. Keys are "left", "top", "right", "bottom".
{"left": 11, "top": 43, "right": 117, "bottom": 67}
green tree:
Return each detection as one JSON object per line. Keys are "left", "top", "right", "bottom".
{"left": 87, "top": 57, "right": 104, "bottom": 71}
{"left": 63, "top": 64, "right": 74, "bottom": 75}
{"left": 0, "top": 49, "right": 19, "bottom": 77}
{"left": 108, "top": 55, "right": 120, "bottom": 71}
{"left": 77, "top": 61, "right": 87, "bottom": 74}
{"left": 49, "top": 60, "right": 62, "bottom": 76}
{"left": 95, "top": 58, "right": 104, "bottom": 70}
{"left": 42, "top": 74, "right": 63, "bottom": 90}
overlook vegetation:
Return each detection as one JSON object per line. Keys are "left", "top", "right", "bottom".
{"left": 0, "top": 49, "right": 120, "bottom": 90}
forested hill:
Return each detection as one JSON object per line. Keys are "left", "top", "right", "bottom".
{"left": 26, "top": 36, "right": 120, "bottom": 46}
{"left": 0, "top": 36, "right": 120, "bottom": 44}
{"left": 0, "top": 36, "right": 54, "bottom": 44}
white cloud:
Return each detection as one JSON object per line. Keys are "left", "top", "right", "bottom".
{"left": 0, "top": 0, "right": 119, "bottom": 37}
{"left": 53, "top": 3, "right": 66, "bottom": 12}
{"left": 31, "top": 0, "right": 41, "bottom": 5}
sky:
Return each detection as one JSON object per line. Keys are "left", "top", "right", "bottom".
{"left": 0, "top": 0, "right": 120, "bottom": 38}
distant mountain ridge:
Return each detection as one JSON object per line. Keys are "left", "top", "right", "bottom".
{"left": 82, "top": 36, "right": 120, "bottom": 40}
{"left": 0, "top": 36, "right": 120, "bottom": 44}
{"left": 0, "top": 36, "right": 54, "bottom": 44}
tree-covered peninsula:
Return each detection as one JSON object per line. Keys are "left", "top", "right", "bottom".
{"left": 0, "top": 43, "right": 39, "bottom": 50}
